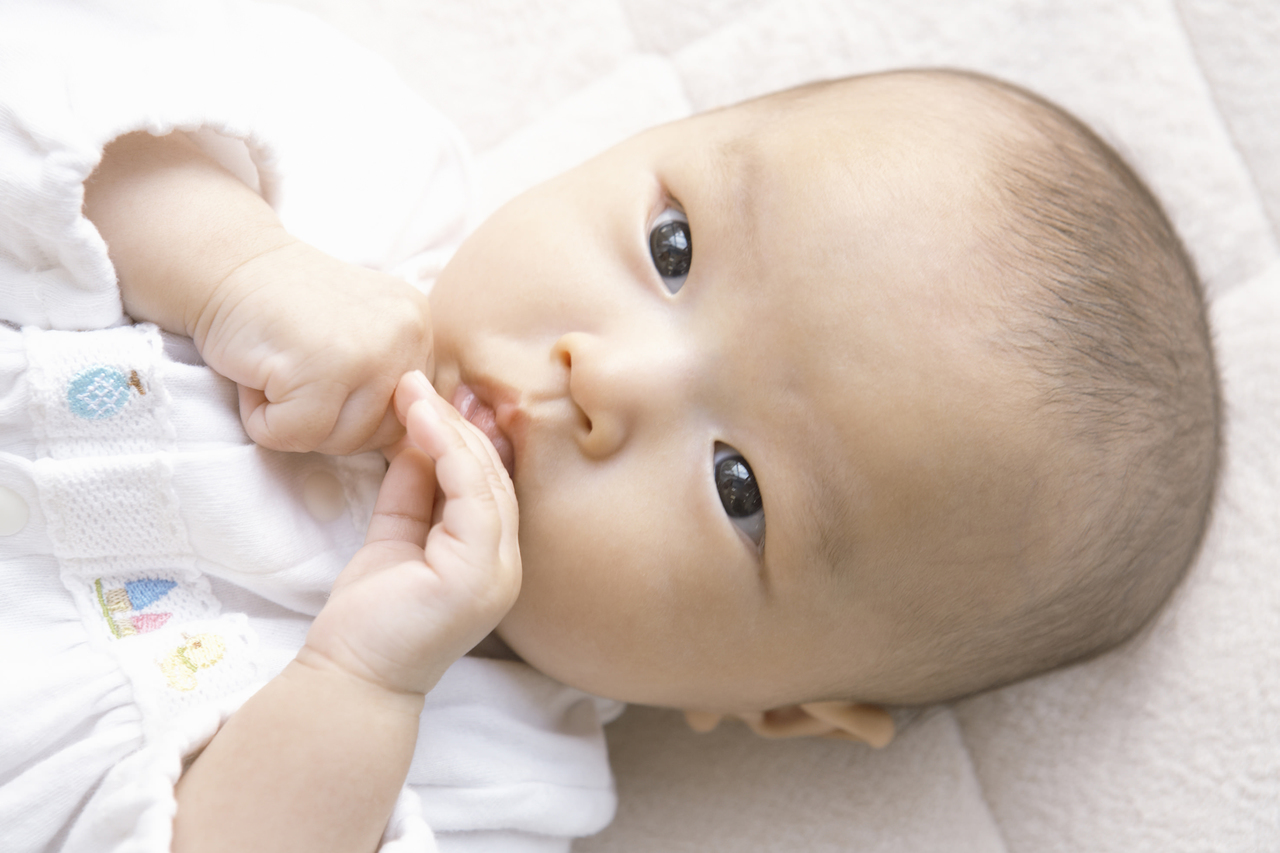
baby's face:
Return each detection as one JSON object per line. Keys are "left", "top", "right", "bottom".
{"left": 430, "top": 78, "right": 1049, "bottom": 710}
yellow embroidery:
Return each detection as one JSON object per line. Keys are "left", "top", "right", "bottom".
{"left": 160, "top": 633, "right": 227, "bottom": 691}
{"left": 128, "top": 369, "right": 146, "bottom": 395}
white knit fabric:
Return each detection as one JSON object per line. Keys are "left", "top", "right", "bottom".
{"left": 0, "top": 3, "right": 618, "bottom": 851}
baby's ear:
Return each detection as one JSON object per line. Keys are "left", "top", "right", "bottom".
{"left": 682, "top": 702, "right": 894, "bottom": 748}
{"left": 797, "top": 701, "right": 895, "bottom": 748}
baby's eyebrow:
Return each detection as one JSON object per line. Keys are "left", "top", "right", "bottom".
{"left": 745, "top": 443, "right": 850, "bottom": 586}
{"left": 708, "top": 135, "right": 761, "bottom": 250}
{"left": 797, "top": 460, "right": 855, "bottom": 578}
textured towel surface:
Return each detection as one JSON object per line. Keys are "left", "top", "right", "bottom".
{"left": 278, "top": 2, "right": 1280, "bottom": 850}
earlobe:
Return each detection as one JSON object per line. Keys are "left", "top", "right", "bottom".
{"left": 682, "top": 702, "right": 895, "bottom": 748}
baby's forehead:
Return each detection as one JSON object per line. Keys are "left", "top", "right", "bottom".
{"left": 731, "top": 70, "right": 1028, "bottom": 136}
{"left": 690, "top": 72, "right": 1039, "bottom": 209}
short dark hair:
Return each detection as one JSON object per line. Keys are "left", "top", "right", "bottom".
{"left": 930, "top": 69, "right": 1221, "bottom": 699}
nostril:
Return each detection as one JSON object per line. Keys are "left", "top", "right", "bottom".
{"left": 553, "top": 337, "right": 589, "bottom": 431}
{"left": 553, "top": 332, "right": 598, "bottom": 440}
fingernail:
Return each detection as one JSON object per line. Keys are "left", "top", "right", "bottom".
{"left": 408, "top": 370, "right": 431, "bottom": 393}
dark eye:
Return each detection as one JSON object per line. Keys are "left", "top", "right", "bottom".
{"left": 649, "top": 208, "right": 691, "bottom": 293}
{"left": 714, "top": 444, "right": 765, "bottom": 547}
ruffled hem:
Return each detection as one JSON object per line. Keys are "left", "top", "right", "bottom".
{"left": 0, "top": 573, "right": 255, "bottom": 853}
{"left": 61, "top": 685, "right": 260, "bottom": 853}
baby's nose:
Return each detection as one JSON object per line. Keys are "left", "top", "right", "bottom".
{"left": 552, "top": 331, "right": 684, "bottom": 459}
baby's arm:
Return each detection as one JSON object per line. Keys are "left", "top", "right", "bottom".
{"left": 174, "top": 372, "right": 522, "bottom": 851}
{"left": 84, "top": 131, "right": 435, "bottom": 454}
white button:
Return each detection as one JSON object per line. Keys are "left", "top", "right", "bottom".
{"left": 0, "top": 485, "right": 29, "bottom": 536}
{"left": 302, "top": 471, "right": 346, "bottom": 523}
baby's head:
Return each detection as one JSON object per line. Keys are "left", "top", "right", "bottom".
{"left": 428, "top": 69, "right": 1219, "bottom": 714}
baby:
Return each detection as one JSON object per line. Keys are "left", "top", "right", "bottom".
{"left": 1, "top": 7, "right": 1217, "bottom": 846}
{"left": 425, "top": 69, "right": 1219, "bottom": 713}
{"left": 79, "top": 67, "right": 1219, "bottom": 850}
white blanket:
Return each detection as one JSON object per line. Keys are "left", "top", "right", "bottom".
{"left": 278, "top": 1, "right": 1280, "bottom": 849}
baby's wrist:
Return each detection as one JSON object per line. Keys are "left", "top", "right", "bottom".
{"left": 290, "top": 645, "right": 429, "bottom": 714}
{"left": 184, "top": 230, "right": 298, "bottom": 343}
{"left": 293, "top": 637, "right": 437, "bottom": 701}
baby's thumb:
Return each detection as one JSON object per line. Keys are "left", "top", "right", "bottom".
{"left": 238, "top": 384, "right": 331, "bottom": 452}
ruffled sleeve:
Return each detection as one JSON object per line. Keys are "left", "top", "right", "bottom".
{"left": 0, "top": 0, "right": 471, "bottom": 332}
{"left": 0, "top": 2, "right": 473, "bottom": 851}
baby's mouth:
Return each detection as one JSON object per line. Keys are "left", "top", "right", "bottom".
{"left": 451, "top": 384, "right": 515, "bottom": 477}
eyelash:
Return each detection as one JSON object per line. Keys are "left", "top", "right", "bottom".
{"left": 714, "top": 443, "right": 765, "bottom": 550}
{"left": 648, "top": 206, "right": 691, "bottom": 293}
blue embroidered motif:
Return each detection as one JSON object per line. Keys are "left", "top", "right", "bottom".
{"left": 67, "top": 366, "right": 133, "bottom": 419}
{"left": 126, "top": 578, "right": 177, "bottom": 610}
{"left": 94, "top": 577, "right": 177, "bottom": 638}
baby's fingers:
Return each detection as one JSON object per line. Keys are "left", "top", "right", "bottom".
{"left": 317, "top": 389, "right": 405, "bottom": 456}
{"left": 364, "top": 447, "right": 436, "bottom": 549}
{"left": 240, "top": 382, "right": 402, "bottom": 456}
{"left": 407, "top": 396, "right": 516, "bottom": 554}
{"left": 238, "top": 384, "right": 338, "bottom": 453}
{"left": 329, "top": 447, "right": 436, "bottom": 595}
{"left": 393, "top": 370, "right": 436, "bottom": 429}
{"left": 401, "top": 389, "right": 520, "bottom": 610}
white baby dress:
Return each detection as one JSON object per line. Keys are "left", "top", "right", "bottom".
{"left": 0, "top": 2, "right": 619, "bottom": 851}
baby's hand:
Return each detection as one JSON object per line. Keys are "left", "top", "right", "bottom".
{"left": 298, "top": 371, "right": 521, "bottom": 695}
{"left": 83, "top": 131, "right": 430, "bottom": 454}
{"left": 193, "top": 239, "right": 433, "bottom": 455}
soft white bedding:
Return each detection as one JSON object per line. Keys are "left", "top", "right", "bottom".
{"left": 279, "top": 2, "right": 1280, "bottom": 849}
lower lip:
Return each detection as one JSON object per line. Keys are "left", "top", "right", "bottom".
{"left": 452, "top": 384, "right": 515, "bottom": 476}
